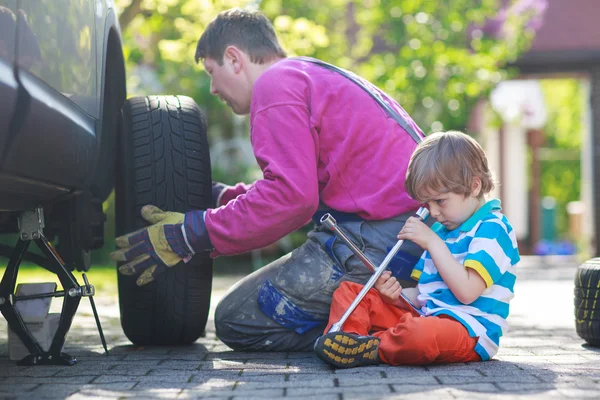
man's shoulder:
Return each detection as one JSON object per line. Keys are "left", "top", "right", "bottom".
{"left": 257, "top": 57, "right": 343, "bottom": 85}
{"left": 258, "top": 58, "right": 310, "bottom": 82}
{"left": 252, "top": 59, "right": 313, "bottom": 104}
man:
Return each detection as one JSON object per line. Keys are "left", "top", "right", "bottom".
{"left": 112, "top": 8, "right": 424, "bottom": 352}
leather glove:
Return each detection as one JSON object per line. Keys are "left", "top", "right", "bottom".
{"left": 212, "top": 181, "right": 231, "bottom": 207}
{"left": 110, "top": 205, "right": 212, "bottom": 286}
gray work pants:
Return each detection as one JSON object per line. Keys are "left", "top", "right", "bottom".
{"left": 214, "top": 211, "right": 423, "bottom": 352}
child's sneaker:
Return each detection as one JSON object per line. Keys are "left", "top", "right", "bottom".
{"left": 314, "top": 332, "right": 380, "bottom": 368}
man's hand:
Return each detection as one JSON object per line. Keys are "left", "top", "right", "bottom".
{"left": 375, "top": 270, "right": 402, "bottom": 304}
{"left": 110, "top": 205, "right": 211, "bottom": 286}
{"left": 397, "top": 216, "right": 441, "bottom": 251}
{"left": 212, "top": 181, "right": 231, "bottom": 207}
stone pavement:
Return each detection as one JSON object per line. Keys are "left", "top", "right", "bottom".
{"left": 0, "top": 256, "right": 598, "bottom": 399}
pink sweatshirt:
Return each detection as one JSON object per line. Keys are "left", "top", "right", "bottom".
{"left": 205, "top": 58, "right": 423, "bottom": 257}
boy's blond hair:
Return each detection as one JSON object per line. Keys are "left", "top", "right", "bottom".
{"left": 405, "top": 131, "right": 495, "bottom": 202}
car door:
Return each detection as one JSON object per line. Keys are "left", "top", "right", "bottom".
{"left": 1, "top": 0, "right": 99, "bottom": 193}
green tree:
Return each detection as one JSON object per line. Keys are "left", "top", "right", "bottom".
{"left": 264, "top": 0, "right": 538, "bottom": 133}
{"left": 106, "top": 0, "right": 539, "bottom": 263}
{"left": 116, "top": 0, "right": 538, "bottom": 140}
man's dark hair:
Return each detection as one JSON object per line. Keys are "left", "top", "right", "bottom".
{"left": 195, "top": 8, "right": 286, "bottom": 65}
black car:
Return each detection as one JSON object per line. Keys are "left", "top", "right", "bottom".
{"left": 0, "top": 0, "right": 213, "bottom": 359}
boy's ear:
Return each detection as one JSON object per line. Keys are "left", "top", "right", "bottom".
{"left": 471, "top": 177, "right": 482, "bottom": 197}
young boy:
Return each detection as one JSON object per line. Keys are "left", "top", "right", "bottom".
{"left": 314, "top": 130, "right": 520, "bottom": 367}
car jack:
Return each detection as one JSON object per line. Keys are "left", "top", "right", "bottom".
{"left": 0, "top": 208, "right": 108, "bottom": 366}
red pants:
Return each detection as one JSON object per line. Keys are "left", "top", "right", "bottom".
{"left": 325, "top": 281, "right": 481, "bottom": 365}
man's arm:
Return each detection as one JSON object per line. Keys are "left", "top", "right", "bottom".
{"left": 213, "top": 181, "right": 255, "bottom": 207}
{"left": 205, "top": 102, "right": 320, "bottom": 257}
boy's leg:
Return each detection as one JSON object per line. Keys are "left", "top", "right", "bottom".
{"left": 315, "top": 281, "right": 408, "bottom": 368}
{"left": 215, "top": 211, "right": 420, "bottom": 352}
{"left": 324, "top": 281, "right": 407, "bottom": 335}
{"left": 375, "top": 314, "right": 480, "bottom": 365}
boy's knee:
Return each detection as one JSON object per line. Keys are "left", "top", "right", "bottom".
{"left": 399, "top": 321, "right": 439, "bottom": 362}
{"left": 336, "top": 280, "right": 363, "bottom": 296}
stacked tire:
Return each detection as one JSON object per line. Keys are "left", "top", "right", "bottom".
{"left": 115, "top": 95, "right": 213, "bottom": 345}
{"left": 574, "top": 258, "right": 600, "bottom": 346}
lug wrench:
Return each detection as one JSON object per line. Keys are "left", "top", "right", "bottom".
{"left": 320, "top": 207, "right": 429, "bottom": 333}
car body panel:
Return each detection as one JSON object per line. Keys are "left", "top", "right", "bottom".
{"left": 2, "top": 69, "right": 97, "bottom": 190}
{"left": 0, "top": 0, "right": 123, "bottom": 211}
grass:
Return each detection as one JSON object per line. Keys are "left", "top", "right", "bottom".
{"left": 0, "top": 256, "right": 255, "bottom": 296}
{"left": 0, "top": 263, "right": 118, "bottom": 294}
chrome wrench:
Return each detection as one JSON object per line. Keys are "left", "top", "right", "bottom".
{"left": 321, "top": 207, "right": 429, "bottom": 333}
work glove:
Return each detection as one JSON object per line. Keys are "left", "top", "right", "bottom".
{"left": 212, "top": 181, "right": 231, "bottom": 208}
{"left": 110, "top": 205, "right": 212, "bottom": 286}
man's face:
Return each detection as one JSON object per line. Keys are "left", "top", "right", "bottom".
{"left": 203, "top": 56, "right": 250, "bottom": 115}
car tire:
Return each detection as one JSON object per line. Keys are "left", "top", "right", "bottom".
{"left": 574, "top": 258, "right": 600, "bottom": 346}
{"left": 116, "top": 95, "right": 213, "bottom": 345}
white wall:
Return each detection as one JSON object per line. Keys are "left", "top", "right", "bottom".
{"left": 501, "top": 122, "right": 529, "bottom": 240}
{"left": 481, "top": 121, "right": 529, "bottom": 241}
{"left": 480, "top": 121, "right": 501, "bottom": 202}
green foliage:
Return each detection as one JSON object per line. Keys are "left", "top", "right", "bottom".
{"left": 116, "top": 0, "right": 258, "bottom": 148}
{"left": 111, "top": 0, "right": 539, "bottom": 264}
{"left": 116, "top": 0, "right": 537, "bottom": 138}
{"left": 261, "top": 0, "right": 536, "bottom": 133}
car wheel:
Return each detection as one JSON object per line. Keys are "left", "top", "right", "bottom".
{"left": 574, "top": 258, "right": 600, "bottom": 346}
{"left": 116, "top": 95, "right": 213, "bottom": 345}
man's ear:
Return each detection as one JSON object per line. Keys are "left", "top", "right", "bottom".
{"left": 223, "top": 45, "right": 244, "bottom": 74}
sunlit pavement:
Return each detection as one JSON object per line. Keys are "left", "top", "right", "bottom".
{"left": 0, "top": 256, "right": 598, "bottom": 399}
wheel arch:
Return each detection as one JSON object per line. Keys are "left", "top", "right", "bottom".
{"left": 90, "top": 8, "right": 127, "bottom": 201}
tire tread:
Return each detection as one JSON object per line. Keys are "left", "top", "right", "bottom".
{"left": 116, "top": 95, "right": 212, "bottom": 345}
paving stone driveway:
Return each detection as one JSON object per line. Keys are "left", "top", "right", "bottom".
{"left": 0, "top": 256, "right": 598, "bottom": 399}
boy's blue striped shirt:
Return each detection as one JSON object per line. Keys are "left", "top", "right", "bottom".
{"left": 411, "top": 199, "right": 520, "bottom": 361}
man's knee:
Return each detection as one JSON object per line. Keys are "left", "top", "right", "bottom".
{"left": 214, "top": 292, "right": 281, "bottom": 351}
{"left": 214, "top": 314, "right": 245, "bottom": 350}
{"left": 214, "top": 297, "right": 249, "bottom": 349}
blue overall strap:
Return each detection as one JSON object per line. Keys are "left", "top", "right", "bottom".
{"left": 294, "top": 57, "right": 423, "bottom": 144}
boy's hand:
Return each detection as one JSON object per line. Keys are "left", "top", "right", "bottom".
{"left": 398, "top": 216, "right": 439, "bottom": 251}
{"left": 375, "top": 270, "right": 402, "bottom": 304}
